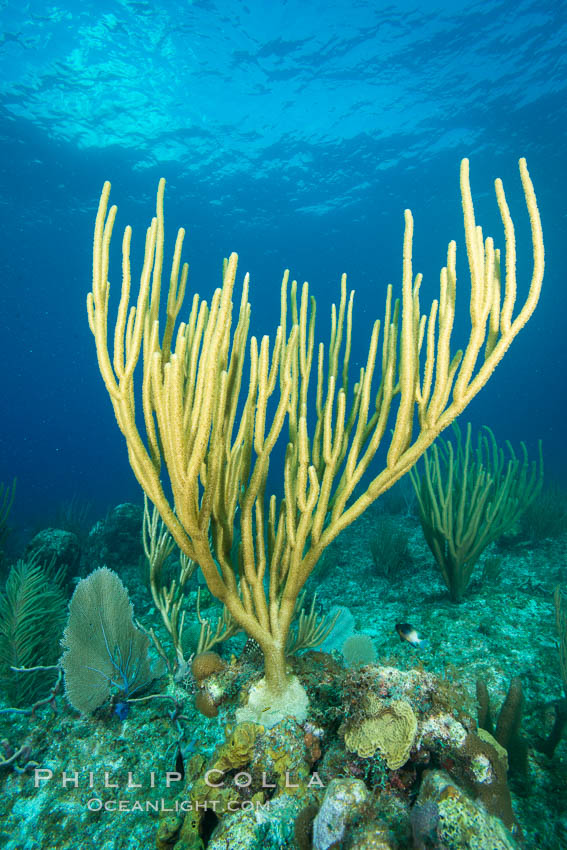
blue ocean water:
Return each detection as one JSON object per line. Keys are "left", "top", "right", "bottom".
{"left": 0, "top": 0, "right": 565, "bottom": 533}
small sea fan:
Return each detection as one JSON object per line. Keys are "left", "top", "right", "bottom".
{"left": 342, "top": 633, "right": 377, "bottom": 668}
{"left": 61, "top": 567, "right": 153, "bottom": 713}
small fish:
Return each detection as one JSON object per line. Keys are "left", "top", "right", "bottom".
{"left": 114, "top": 701, "right": 130, "bottom": 720}
{"left": 395, "top": 623, "right": 428, "bottom": 648}
{"left": 175, "top": 746, "right": 185, "bottom": 782}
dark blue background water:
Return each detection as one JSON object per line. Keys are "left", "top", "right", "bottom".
{"left": 0, "top": 0, "right": 565, "bottom": 535}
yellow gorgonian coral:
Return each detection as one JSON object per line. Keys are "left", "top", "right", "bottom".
{"left": 89, "top": 162, "right": 544, "bottom": 724}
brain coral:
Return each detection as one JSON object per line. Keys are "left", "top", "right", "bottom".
{"left": 344, "top": 695, "right": 417, "bottom": 769}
